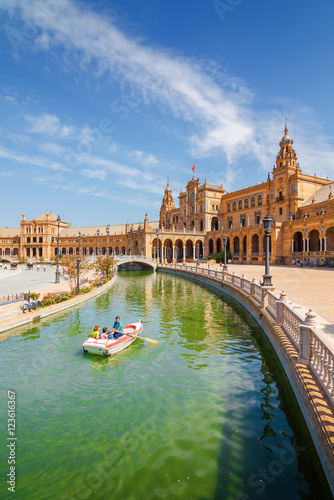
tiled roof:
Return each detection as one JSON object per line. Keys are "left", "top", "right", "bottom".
{"left": 31, "top": 212, "right": 59, "bottom": 222}
{"left": 59, "top": 221, "right": 159, "bottom": 237}
{"left": 303, "top": 182, "right": 334, "bottom": 206}
{"left": 0, "top": 228, "right": 20, "bottom": 237}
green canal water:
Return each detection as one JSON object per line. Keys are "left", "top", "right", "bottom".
{"left": 0, "top": 270, "right": 331, "bottom": 500}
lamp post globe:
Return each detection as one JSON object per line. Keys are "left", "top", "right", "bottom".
{"left": 262, "top": 215, "right": 273, "bottom": 287}
{"left": 222, "top": 236, "right": 228, "bottom": 272}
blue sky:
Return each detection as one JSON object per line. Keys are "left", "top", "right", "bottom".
{"left": 0, "top": 0, "right": 334, "bottom": 227}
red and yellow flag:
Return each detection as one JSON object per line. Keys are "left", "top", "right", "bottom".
{"left": 192, "top": 163, "right": 195, "bottom": 173}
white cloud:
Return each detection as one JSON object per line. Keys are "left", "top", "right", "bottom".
{"left": 24, "top": 113, "right": 73, "bottom": 138}
{"left": 128, "top": 150, "right": 159, "bottom": 167}
{"left": 0, "top": 144, "right": 71, "bottom": 172}
{"left": 1, "top": 0, "right": 334, "bottom": 183}
{"left": 81, "top": 168, "right": 107, "bottom": 180}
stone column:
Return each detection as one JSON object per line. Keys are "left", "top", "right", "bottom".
{"left": 172, "top": 244, "right": 175, "bottom": 263}
{"left": 307, "top": 238, "right": 310, "bottom": 252}
{"left": 298, "top": 309, "right": 320, "bottom": 365}
{"left": 291, "top": 240, "right": 294, "bottom": 252}
{"left": 275, "top": 291, "right": 287, "bottom": 326}
{"left": 324, "top": 237, "right": 327, "bottom": 251}
{"left": 193, "top": 243, "right": 195, "bottom": 260}
{"left": 183, "top": 244, "right": 186, "bottom": 262}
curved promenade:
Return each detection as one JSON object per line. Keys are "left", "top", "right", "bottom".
{"left": 158, "top": 262, "right": 334, "bottom": 495}
{"left": 0, "top": 276, "right": 116, "bottom": 336}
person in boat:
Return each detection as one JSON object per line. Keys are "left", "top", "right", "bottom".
{"left": 108, "top": 316, "right": 124, "bottom": 339}
{"left": 90, "top": 325, "right": 100, "bottom": 339}
{"left": 100, "top": 327, "right": 110, "bottom": 339}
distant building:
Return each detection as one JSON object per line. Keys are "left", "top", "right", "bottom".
{"left": 1, "top": 127, "right": 333, "bottom": 266}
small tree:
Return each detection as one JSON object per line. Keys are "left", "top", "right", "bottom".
{"left": 61, "top": 255, "right": 94, "bottom": 292}
{"left": 96, "top": 255, "right": 115, "bottom": 280}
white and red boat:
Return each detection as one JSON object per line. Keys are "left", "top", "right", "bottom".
{"left": 82, "top": 321, "right": 143, "bottom": 356}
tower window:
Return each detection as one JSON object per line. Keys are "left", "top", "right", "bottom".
{"left": 279, "top": 207, "right": 283, "bottom": 215}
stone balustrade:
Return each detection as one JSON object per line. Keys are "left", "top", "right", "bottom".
{"left": 158, "top": 262, "right": 334, "bottom": 404}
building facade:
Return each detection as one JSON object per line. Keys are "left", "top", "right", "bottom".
{"left": 1, "top": 127, "right": 333, "bottom": 266}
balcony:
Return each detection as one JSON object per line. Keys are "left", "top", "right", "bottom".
{"left": 276, "top": 195, "right": 284, "bottom": 202}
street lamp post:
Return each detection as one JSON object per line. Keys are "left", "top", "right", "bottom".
{"left": 78, "top": 231, "right": 81, "bottom": 257}
{"left": 82, "top": 234, "right": 85, "bottom": 258}
{"left": 223, "top": 236, "right": 228, "bottom": 272}
{"left": 55, "top": 215, "right": 61, "bottom": 283}
{"left": 97, "top": 229, "right": 100, "bottom": 256}
{"left": 106, "top": 225, "right": 110, "bottom": 256}
{"left": 262, "top": 215, "right": 273, "bottom": 287}
{"left": 156, "top": 229, "right": 160, "bottom": 262}
{"left": 76, "top": 258, "right": 81, "bottom": 295}
{"left": 116, "top": 237, "right": 119, "bottom": 256}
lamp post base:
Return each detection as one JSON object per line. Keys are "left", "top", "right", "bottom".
{"left": 262, "top": 273, "right": 273, "bottom": 287}
{"left": 55, "top": 270, "right": 60, "bottom": 284}
{"left": 223, "top": 264, "right": 228, "bottom": 272}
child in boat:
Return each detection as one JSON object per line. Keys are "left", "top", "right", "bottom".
{"left": 90, "top": 325, "right": 100, "bottom": 339}
{"left": 100, "top": 327, "right": 110, "bottom": 339}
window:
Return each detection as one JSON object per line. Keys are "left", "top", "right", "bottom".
{"left": 227, "top": 203, "right": 231, "bottom": 213}
{"left": 233, "top": 201, "right": 236, "bottom": 211}
{"left": 238, "top": 200, "right": 242, "bottom": 210}
{"left": 291, "top": 184, "right": 295, "bottom": 194}
{"left": 240, "top": 214, "right": 246, "bottom": 227}
{"left": 258, "top": 195, "right": 262, "bottom": 206}
{"left": 33, "top": 237, "right": 37, "bottom": 243}
{"left": 216, "top": 205, "right": 218, "bottom": 210}
{"left": 200, "top": 205, "right": 203, "bottom": 213}
{"left": 27, "top": 237, "right": 30, "bottom": 243}
{"left": 39, "top": 237, "right": 43, "bottom": 243}
{"left": 251, "top": 197, "right": 255, "bottom": 207}
{"left": 228, "top": 216, "right": 233, "bottom": 229}
{"left": 245, "top": 199, "right": 249, "bottom": 209}
{"left": 212, "top": 204, "right": 214, "bottom": 211}
{"left": 255, "top": 211, "right": 261, "bottom": 224}
{"left": 279, "top": 207, "right": 283, "bottom": 215}
{"left": 271, "top": 189, "right": 273, "bottom": 199}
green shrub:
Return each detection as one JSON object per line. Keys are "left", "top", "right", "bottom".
{"left": 213, "top": 251, "right": 232, "bottom": 263}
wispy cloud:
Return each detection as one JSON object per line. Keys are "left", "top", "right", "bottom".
{"left": 0, "top": 144, "right": 71, "bottom": 172}
{"left": 24, "top": 113, "right": 74, "bottom": 138}
{"left": 128, "top": 150, "right": 159, "bottom": 167}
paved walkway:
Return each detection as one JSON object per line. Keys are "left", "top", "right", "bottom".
{"left": 200, "top": 262, "right": 334, "bottom": 333}
{"left": 0, "top": 265, "right": 97, "bottom": 321}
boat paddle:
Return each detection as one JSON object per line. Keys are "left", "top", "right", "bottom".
{"left": 124, "top": 332, "right": 159, "bottom": 344}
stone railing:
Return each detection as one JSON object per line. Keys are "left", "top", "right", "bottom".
{"left": 158, "top": 262, "right": 334, "bottom": 402}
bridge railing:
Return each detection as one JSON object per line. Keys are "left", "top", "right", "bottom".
{"left": 158, "top": 262, "right": 334, "bottom": 402}
{"left": 115, "top": 255, "right": 156, "bottom": 263}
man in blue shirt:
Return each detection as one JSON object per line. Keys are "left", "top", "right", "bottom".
{"left": 108, "top": 316, "right": 124, "bottom": 340}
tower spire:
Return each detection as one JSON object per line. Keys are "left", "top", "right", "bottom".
{"left": 284, "top": 118, "right": 288, "bottom": 136}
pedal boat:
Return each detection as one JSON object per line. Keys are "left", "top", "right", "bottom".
{"left": 82, "top": 321, "right": 142, "bottom": 356}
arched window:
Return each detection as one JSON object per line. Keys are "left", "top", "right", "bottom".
{"left": 238, "top": 200, "right": 242, "bottom": 210}
{"left": 227, "top": 203, "right": 231, "bottom": 213}
{"left": 233, "top": 201, "right": 236, "bottom": 211}
{"left": 251, "top": 197, "right": 255, "bottom": 207}
{"left": 33, "top": 237, "right": 37, "bottom": 243}
{"left": 27, "top": 237, "right": 31, "bottom": 243}
{"left": 245, "top": 199, "right": 249, "bottom": 209}
{"left": 258, "top": 195, "right": 262, "bottom": 206}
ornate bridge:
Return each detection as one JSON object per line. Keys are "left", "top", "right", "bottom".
{"left": 114, "top": 255, "right": 157, "bottom": 271}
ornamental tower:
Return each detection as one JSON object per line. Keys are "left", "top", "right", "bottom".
{"left": 159, "top": 181, "right": 175, "bottom": 229}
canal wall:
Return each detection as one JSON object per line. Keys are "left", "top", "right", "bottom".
{"left": 158, "top": 263, "right": 334, "bottom": 495}
{"left": 0, "top": 276, "right": 116, "bottom": 336}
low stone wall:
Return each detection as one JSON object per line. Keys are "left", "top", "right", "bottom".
{"left": 0, "top": 276, "right": 116, "bottom": 336}
{"left": 158, "top": 264, "right": 334, "bottom": 496}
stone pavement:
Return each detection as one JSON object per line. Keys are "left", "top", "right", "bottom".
{"left": 0, "top": 265, "right": 97, "bottom": 321}
{"left": 202, "top": 262, "right": 334, "bottom": 332}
